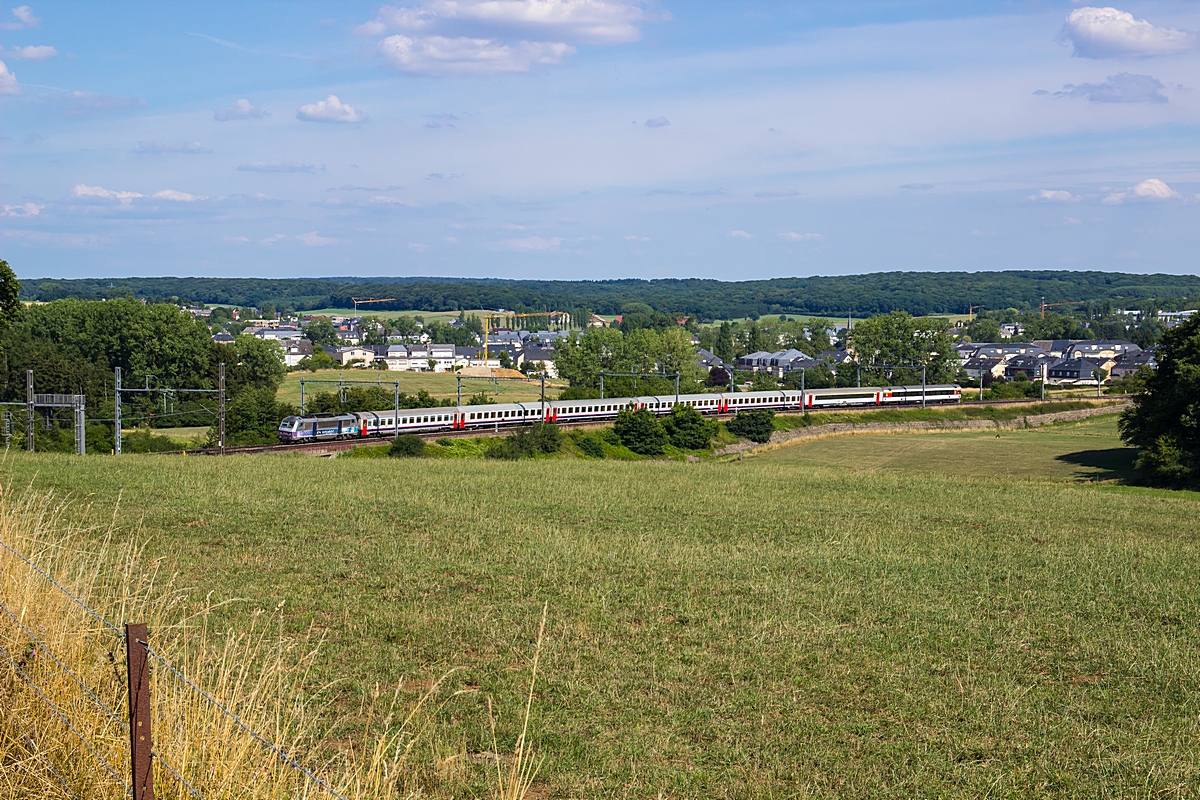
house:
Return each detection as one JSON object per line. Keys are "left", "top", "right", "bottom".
{"left": 1045, "top": 357, "right": 1105, "bottom": 385}
{"left": 251, "top": 327, "right": 304, "bottom": 342}
{"left": 1063, "top": 340, "right": 1141, "bottom": 361}
{"left": 966, "top": 343, "right": 1047, "bottom": 362}
{"left": 588, "top": 314, "right": 608, "bottom": 327}
{"left": 521, "top": 346, "right": 558, "bottom": 378}
{"left": 962, "top": 356, "right": 1006, "bottom": 381}
{"left": 485, "top": 330, "right": 527, "bottom": 347}
{"left": 763, "top": 349, "right": 816, "bottom": 377}
{"left": 953, "top": 342, "right": 978, "bottom": 363}
{"left": 999, "top": 322, "right": 1025, "bottom": 338}
{"left": 281, "top": 339, "right": 313, "bottom": 367}
{"left": 529, "top": 330, "right": 571, "bottom": 346}
{"left": 454, "top": 346, "right": 500, "bottom": 368}
{"left": 329, "top": 345, "right": 375, "bottom": 366}
{"left": 1032, "top": 339, "right": 1075, "bottom": 358}
{"left": 696, "top": 348, "right": 727, "bottom": 372}
{"left": 335, "top": 327, "right": 364, "bottom": 345}
{"left": 429, "top": 343, "right": 455, "bottom": 372}
{"left": 211, "top": 331, "right": 235, "bottom": 344}
{"left": 1110, "top": 349, "right": 1157, "bottom": 380}
{"left": 736, "top": 351, "right": 774, "bottom": 371}
{"left": 1158, "top": 310, "right": 1197, "bottom": 329}
{"left": 1004, "top": 353, "right": 1051, "bottom": 380}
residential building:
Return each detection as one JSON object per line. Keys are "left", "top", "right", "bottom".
{"left": 1063, "top": 340, "right": 1141, "bottom": 361}
{"left": 454, "top": 346, "right": 501, "bottom": 368}
{"left": 281, "top": 339, "right": 313, "bottom": 367}
{"left": 962, "top": 356, "right": 1006, "bottom": 381}
{"left": 696, "top": 348, "right": 727, "bottom": 372}
{"left": 211, "top": 331, "right": 235, "bottom": 344}
{"left": 1110, "top": 349, "right": 1158, "bottom": 380}
{"left": 521, "top": 346, "right": 558, "bottom": 378}
{"left": 329, "top": 345, "right": 375, "bottom": 366}
{"left": 1045, "top": 357, "right": 1105, "bottom": 385}
{"left": 251, "top": 327, "right": 304, "bottom": 342}
{"left": 1004, "top": 353, "right": 1051, "bottom": 380}
{"left": 529, "top": 330, "right": 571, "bottom": 346}
{"left": 999, "top": 322, "right": 1025, "bottom": 338}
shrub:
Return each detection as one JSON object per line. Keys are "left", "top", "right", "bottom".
{"left": 613, "top": 407, "right": 666, "bottom": 455}
{"left": 726, "top": 409, "right": 775, "bottom": 443}
{"left": 576, "top": 434, "right": 605, "bottom": 458}
{"left": 661, "top": 405, "right": 717, "bottom": 450}
{"left": 485, "top": 423, "right": 562, "bottom": 460}
{"left": 390, "top": 434, "right": 426, "bottom": 458}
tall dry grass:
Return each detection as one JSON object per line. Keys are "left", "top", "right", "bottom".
{"left": 0, "top": 483, "right": 544, "bottom": 800}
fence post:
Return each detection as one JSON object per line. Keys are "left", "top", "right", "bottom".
{"left": 126, "top": 622, "right": 155, "bottom": 800}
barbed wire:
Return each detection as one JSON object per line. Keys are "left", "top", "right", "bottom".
{"left": 0, "top": 597, "right": 128, "bottom": 733}
{"left": 5, "top": 710, "right": 83, "bottom": 800}
{"left": 140, "top": 641, "right": 351, "bottom": 800}
{"left": 155, "top": 751, "right": 204, "bottom": 799}
{"left": 0, "top": 641, "right": 129, "bottom": 791}
{"left": 0, "top": 539, "right": 125, "bottom": 638}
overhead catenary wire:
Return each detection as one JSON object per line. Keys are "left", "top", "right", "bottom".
{"left": 0, "top": 641, "right": 129, "bottom": 791}
{"left": 0, "top": 539, "right": 125, "bottom": 638}
{"left": 140, "top": 642, "right": 351, "bottom": 800}
{"left": 0, "top": 596, "right": 128, "bottom": 733}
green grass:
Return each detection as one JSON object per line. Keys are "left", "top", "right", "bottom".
{"left": 276, "top": 368, "right": 566, "bottom": 406}
{"left": 8, "top": 417, "right": 1200, "bottom": 798}
{"left": 127, "top": 425, "right": 211, "bottom": 441}
{"left": 772, "top": 400, "right": 1117, "bottom": 430}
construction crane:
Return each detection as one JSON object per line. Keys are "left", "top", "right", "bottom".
{"left": 967, "top": 304, "right": 984, "bottom": 323}
{"left": 482, "top": 311, "right": 563, "bottom": 367}
{"left": 1040, "top": 297, "right": 1081, "bottom": 320}
{"left": 351, "top": 297, "right": 396, "bottom": 313}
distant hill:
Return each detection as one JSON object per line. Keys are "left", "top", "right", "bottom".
{"left": 19, "top": 271, "right": 1200, "bottom": 320}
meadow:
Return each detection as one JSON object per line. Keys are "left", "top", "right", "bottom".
{"left": 276, "top": 368, "right": 566, "bottom": 406}
{"left": 7, "top": 413, "right": 1200, "bottom": 798}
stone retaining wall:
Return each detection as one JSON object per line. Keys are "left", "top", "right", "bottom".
{"left": 714, "top": 403, "right": 1130, "bottom": 458}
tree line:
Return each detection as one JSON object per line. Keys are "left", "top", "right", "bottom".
{"left": 20, "top": 271, "right": 1200, "bottom": 321}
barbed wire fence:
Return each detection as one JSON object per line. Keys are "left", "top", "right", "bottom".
{"left": 0, "top": 536, "right": 352, "bottom": 800}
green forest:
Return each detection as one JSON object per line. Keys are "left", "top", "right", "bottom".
{"left": 20, "top": 270, "right": 1200, "bottom": 320}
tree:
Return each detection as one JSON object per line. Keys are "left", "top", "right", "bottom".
{"left": 1119, "top": 315, "right": 1200, "bottom": 487}
{"left": 0, "top": 260, "right": 22, "bottom": 334}
{"left": 967, "top": 317, "right": 1001, "bottom": 342}
{"left": 499, "top": 350, "right": 512, "bottom": 369}
{"left": 304, "top": 318, "right": 340, "bottom": 347}
{"left": 847, "top": 311, "right": 959, "bottom": 385}
{"left": 390, "top": 434, "right": 426, "bottom": 457}
{"left": 726, "top": 409, "right": 775, "bottom": 443}
{"left": 661, "top": 405, "right": 716, "bottom": 450}
{"left": 222, "top": 387, "right": 297, "bottom": 446}
{"left": 613, "top": 407, "right": 666, "bottom": 455}
{"left": 706, "top": 366, "right": 730, "bottom": 387}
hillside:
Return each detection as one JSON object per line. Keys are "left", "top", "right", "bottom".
{"left": 19, "top": 270, "right": 1200, "bottom": 320}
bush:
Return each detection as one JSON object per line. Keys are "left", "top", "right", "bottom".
{"left": 389, "top": 434, "right": 426, "bottom": 458}
{"left": 576, "top": 434, "right": 605, "bottom": 458}
{"left": 485, "top": 423, "right": 562, "bottom": 460}
{"left": 613, "top": 407, "right": 666, "bottom": 455}
{"left": 726, "top": 409, "right": 775, "bottom": 443}
{"left": 661, "top": 405, "right": 717, "bottom": 450}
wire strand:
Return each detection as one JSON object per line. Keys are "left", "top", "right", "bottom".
{"left": 0, "top": 597, "right": 128, "bottom": 732}
{"left": 4, "top": 710, "right": 84, "bottom": 800}
{"left": 0, "top": 641, "right": 129, "bottom": 790}
{"left": 140, "top": 642, "right": 350, "bottom": 800}
{"left": 0, "top": 539, "right": 125, "bottom": 638}
{"left": 154, "top": 751, "right": 204, "bottom": 799}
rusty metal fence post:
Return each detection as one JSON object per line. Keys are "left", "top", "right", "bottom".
{"left": 126, "top": 622, "right": 155, "bottom": 800}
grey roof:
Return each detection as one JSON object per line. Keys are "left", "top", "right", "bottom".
{"left": 212, "top": 331, "right": 235, "bottom": 343}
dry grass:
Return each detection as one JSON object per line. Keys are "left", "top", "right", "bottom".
{"left": 0, "top": 483, "right": 532, "bottom": 800}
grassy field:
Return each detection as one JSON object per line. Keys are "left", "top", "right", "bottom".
{"left": 8, "top": 415, "right": 1200, "bottom": 797}
{"left": 277, "top": 368, "right": 566, "bottom": 406}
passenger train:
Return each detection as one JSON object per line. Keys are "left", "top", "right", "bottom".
{"left": 277, "top": 384, "right": 962, "bottom": 442}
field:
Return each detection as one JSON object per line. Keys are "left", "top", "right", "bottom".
{"left": 276, "top": 368, "right": 566, "bottom": 406}
{"left": 8, "top": 413, "right": 1200, "bottom": 797}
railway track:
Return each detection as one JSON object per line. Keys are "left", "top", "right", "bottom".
{"left": 157, "top": 395, "right": 1130, "bottom": 457}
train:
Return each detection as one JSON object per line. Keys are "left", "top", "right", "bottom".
{"left": 277, "top": 384, "right": 962, "bottom": 442}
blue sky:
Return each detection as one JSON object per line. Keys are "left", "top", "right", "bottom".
{"left": 1, "top": 1, "right": 1199, "bottom": 280}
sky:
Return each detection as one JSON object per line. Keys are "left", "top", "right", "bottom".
{"left": 1, "top": 1, "right": 1200, "bottom": 281}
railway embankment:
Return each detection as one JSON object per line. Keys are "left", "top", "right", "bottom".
{"left": 716, "top": 401, "right": 1131, "bottom": 458}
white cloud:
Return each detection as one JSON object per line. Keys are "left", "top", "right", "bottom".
{"left": 72, "top": 184, "right": 145, "bottom": 206}
{"left": 727, "top": 230, "right": 754, "bottom": 239}
{"left": 624, "top": 234, "right": 649, "bottom": 241}
{"left": 0, "top": 60, "right": 18, "bottom": 94}
{"left": 379, "top": 34, "right": 572, "bottom": 75}
{"left": 135, "top": 141, "right": 212, "bottom": 154}
{"left": 644, "top": 116, "right": 669, "bottom": 127}
{"left": 2, "top": 202, "right": 43, "bottom": 216}
{"left": 756, "top": 189, "right": 801, "bottom": 198}
{"left": 214, "top": 99, "right": 267, "bottom": 121}
{"left": 1060, "top": 7, "right": 1196, "bottom": 59}
{"left": 362, "top": 1, "right": 649, "bottom": 44}
{"left": 443, "top": 236, "right": 458, "bottom": 244}
{"left": 0, "top": 44, "right": 54, "bottom": 60}
{"left": 226, "top": 236, "right": 250, "bottom": 243}
{"left": 297, "top": 231, "right": 336, "bottom": 246}
{"left": 260, "top": 234, "right": 287, "bottom": 245}
{"left": 1030, "top": 189, "right": 1078, "bottom": 202}
{"left": 779, "top": 231, "right": 823, "bottom": 241}
{"left": 492, "top": 235, "right": 563, "bottom": 251}
{"left": 296, "top": 95, "right": 367, "bottom": 123}
{"left": 152, "top": 189, "right": 206, "bottom": 202}
{"left": 0, "top": 5, "right": 37, "bottom": 30}
{"left": 407, "top": 242, "right": 428, "bottom": 251}
{"left": 1103, "top": 178, "right": 1182, "bottom": 204}
{"left": 1039, "top": 72, "right": 1167, "bottom": 104}
{"left": 236, "top": 161, "right": 318, "bottom": 173}
{"left": 368, "top": 195, "right": 418, "bottom": 206}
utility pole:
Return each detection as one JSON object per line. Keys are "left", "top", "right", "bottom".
{"left": 300, "top": 378, "right": 305, "bottom": 415}
{"left": 540, "top": 374, "right": 546, "bottom": 420}
{"left": 456, "top": 373, "right": 462, "bottom": 407}
{"left": 599, "top": 373, "right": 604, "bottom": 400}
{"left": 394, "top": 380, "right": 400, "bottom": 438}
{"left": 25, "top": 370, "right": 34, "bottom": 453}
{"left": 1041, "top": 361, "right": 1047, "bottom": 400}
{"left": 217, "top": 362, "right": 226, "bottom": 453}
{"left": 114, "top": 367, "right": 122, "bottom": 455}
{"left": 921, "top": 364, "right": 927, "bottom": 408}
{"left": 75, "top": 395, "right": 86, "bottom": 455}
